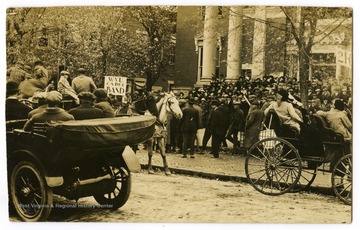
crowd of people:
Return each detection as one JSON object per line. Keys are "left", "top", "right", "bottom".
{"left": 163, "top": 74, "right": 352, "bottom": 159}
{"left": 6, "top": 61, "right": 116, "bottom": 131}
{"left": 5, "top": 60, "right": 352, "bottom": 161}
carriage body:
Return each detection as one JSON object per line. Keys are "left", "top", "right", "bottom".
{"left": 245, "top": 110, "right": 352, "bottom": 205}
{"left": 7, "top": 116, "right": 156, "bottom": 221}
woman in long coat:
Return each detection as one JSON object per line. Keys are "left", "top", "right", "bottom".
{"left": 243, "top": 99, "right": 264, "bottom": 151}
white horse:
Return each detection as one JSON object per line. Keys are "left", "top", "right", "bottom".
{"left": 147, "top": 92, "right": 182, "bottom": 175}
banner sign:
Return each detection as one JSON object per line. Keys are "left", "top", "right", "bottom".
{"left": 104, "top": 76, "right": 127, "bottom": 96}
{"left": 336, "top": 48, "right": 352, "bottom": 68}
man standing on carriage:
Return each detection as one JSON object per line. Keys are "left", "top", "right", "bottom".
{"left": 71, "top": 67, "right": 97, "bottom": 94}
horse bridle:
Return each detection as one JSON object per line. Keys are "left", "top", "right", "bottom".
{"left": 162, "top": 95, "right": 178, "bottom": 116}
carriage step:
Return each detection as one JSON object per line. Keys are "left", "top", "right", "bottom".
{"left": 302, "top": 156, "right": 324, "bottom": 162}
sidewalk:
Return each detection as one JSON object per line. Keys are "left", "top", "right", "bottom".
{"left": 136, "top": 148, "right": 247, "bottom": 182}
{"left": 135, "top": 147, "right": 335, "bottom": 195}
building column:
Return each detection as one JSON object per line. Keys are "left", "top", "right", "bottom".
{"left": 252, "top": 6, "right": 266, "bottom": 79}
{"left": 226, "top": 6, "right": 243, "bottom": 82}
{"left": 202, "top": 6, "right": 218, "bottom": 81}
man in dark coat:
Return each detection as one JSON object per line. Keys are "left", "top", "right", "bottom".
{"left": 94, "top": 88, "right": 115, "bottom": 118}
{"left": 69, "top": 92, "right": 105, "bottom": 120}
{"left": 226, "top": 99, "right": 244, "bottom": 154}
{"left": 6, "top": 81, "right": 32, "bottom": 121}
{"left": 27, "top": 92, "right": 48, "bottom": 118}
{"left": 180, "top": 97, "right": 199, "bottom": 158}
{"left": 211, "top": 98, "right": 230, "bottom": 158}
{"left": 201, "top": 99, "right": 218, "bottom": 152}
{"left": 23, "top": 91, "right": 74, "bottom": 131}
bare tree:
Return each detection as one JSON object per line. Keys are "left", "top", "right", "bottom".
{"left": 280, "top": 6, "right": 352, "bottom": 108}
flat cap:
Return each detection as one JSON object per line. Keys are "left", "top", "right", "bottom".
{"left": 93, "top": 88, "right": 108, "bottom": 99}
{"left": 46, "top": 91, "right": 63, "bottom": 103}
{"left": 60, "top": 70, "right": 70, "bottom": 75}
{"left": 78, "top": 92, "right": 96, "bottom": 101}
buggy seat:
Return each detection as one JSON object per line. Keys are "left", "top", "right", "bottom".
{"left": 311, "top": 114, "right": 345, "bottom": 145}
{"left": 264, "top": 110, "right": 299, "bottom": 140}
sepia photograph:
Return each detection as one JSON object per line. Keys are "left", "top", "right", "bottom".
{"left": 1, "top": 0, "right": 356, "bottom": 227}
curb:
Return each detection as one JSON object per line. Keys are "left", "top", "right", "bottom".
{"left": 140, "top": 164, "right": 336, "bottom": 196}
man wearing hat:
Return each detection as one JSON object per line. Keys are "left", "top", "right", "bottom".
{"left": 28, "top": 92, "right": 48, "bottom": 118}
{"left": 57, "top": 70, "right": 79, "bottom": 107}
{"left": 34, "top": 59, "right": 49, "bottom": 81}
{"left": 180, "top": 97, "right": 199, "bottom": 158}
{"left": 192, "top": 97, "right": 204, "bottom": 152}
{"left": 94, "top": 88, "right": 115, "bottom": 118}
{"left": 264, "top": 88, "right": 303, "bottom": 133}
{"left": 201, "top": 99, "right": 218, "bottom": 153}
{"left": 23, "top": 91, "right": 74, "bottom": 131}
{"left": 71, "top": 67, "right": 97, "bottom": 94}
{"left": 226, "top": 99, "right": 244, "bottom": 155}
{"left": 6, "top": 81, "right": 32, "bottom": 121}
{"left": 211, "top": 98, "right": 230, "bottom": 158}
{"left": 69, "top": 92, "right": 105, "bottom": 120}
{"left": 243, "top": 96, "right": 264, "bottom": 152}
{"left": 7, "top": 61, "right": 27, "bottom": 84}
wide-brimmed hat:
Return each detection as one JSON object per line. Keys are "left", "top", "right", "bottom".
{"left": 6, "top": 81, "right": 19, "bottom": 94}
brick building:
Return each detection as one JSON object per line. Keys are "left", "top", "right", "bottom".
{"left": 170, "top": 6, "right": 352, "bottom": 90}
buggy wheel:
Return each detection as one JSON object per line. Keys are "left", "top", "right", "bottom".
{"left": 290, "top": 161, "right": 317, "bottom": 193}
{"left": 94, "top": 166, "right": 131, "bottom": 209}
{"left": 245, "top": 138, "right": 302, "bottom": 195}
{"left": 332, "top": 154, "right": 352, "bottom": 205}
{"left": 10, "top": 161, "right": 53, "bottom": 222}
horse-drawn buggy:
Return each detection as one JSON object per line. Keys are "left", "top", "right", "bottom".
{"left": 244, "top": 110, "right": 352, "bottom": 205}
{"left": 6, "top": 115, "right": 156, "bottom": 221}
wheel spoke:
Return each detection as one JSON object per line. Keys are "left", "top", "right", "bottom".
{"left": 20, "top": 176, "right": 27, "bottom": 185}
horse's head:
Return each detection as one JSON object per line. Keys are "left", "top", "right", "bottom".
{"left": 164, "top": 92, "right": 183, "bottom": 119}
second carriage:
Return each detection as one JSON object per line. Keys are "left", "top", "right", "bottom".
{"left": 244, "top": 110, "right": 352, "bottom": 205}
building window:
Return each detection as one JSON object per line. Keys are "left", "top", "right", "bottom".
{"left": 196, "top": 38, "right": 221, "bottom": 81}
{"left": 197, "top": 46, "right": 203, "bottom": 80}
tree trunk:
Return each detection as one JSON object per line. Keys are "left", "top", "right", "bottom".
{"left": 298, "top": 47, "right": 310, "bottom": 109}
{"left": 100, "top": 50, "right": 107, "bottom": 77}
{"left": 145, "top": 70, "right": 153, "bottom": 91}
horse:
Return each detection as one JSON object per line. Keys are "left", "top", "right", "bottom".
{"left": 130, "top": 91, "right": 183, "bottom": 175}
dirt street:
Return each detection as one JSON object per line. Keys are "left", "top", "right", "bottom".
{"left": 9, "top": 170, "right": 351, "bottom": 223}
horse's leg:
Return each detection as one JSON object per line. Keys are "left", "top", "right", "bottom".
{"left": 147, "top": 138, "right": 155, "bottom": 174}
{"left": 158, "top": 137, "right": 171, "bottom": 176}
